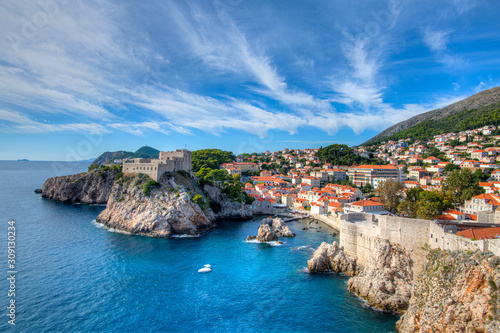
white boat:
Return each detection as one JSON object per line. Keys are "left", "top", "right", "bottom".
{"left": 198, "top": 264, "right": 212, "bottom": 273}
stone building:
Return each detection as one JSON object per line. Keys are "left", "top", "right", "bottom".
{"left": 122, "top": 149, "right": 192, "bottom": 181}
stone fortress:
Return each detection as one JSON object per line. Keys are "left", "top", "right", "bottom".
{"left": 122, "top": 149, "right": 192, "bottom": 181}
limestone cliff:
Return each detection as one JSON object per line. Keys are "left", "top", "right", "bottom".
{"left": 307, "top": 241, "right": 358, "bottom": 276}
{"left": 96, "top": 173, "right": 216, "bottom": 237}
{"left": 347, "top": 239, "right": 413, "bottom": 313}
{"left": 42, "top": 170, "right": 117, "bottom": 204}
{"left": 397, "top": 250, "right": 500, "bottom": 333}
{"left": 203, "top": 185, "right": 253, "bottom": 220}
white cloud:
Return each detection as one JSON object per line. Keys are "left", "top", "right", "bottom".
{"left": 423, "top": 28, "right": 451, "bottom": 52}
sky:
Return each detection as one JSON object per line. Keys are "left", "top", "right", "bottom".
{"left": 1, "top": 0, "right": 500, "bottom": 161}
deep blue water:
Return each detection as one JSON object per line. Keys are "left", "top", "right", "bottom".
{"left": 0, "top": 161, "right": 398, "bottom": 332}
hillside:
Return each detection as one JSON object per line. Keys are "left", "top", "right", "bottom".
{"left": 92, "top": 146, "right": 159, "bottom": 165}
{"left": 364, "top": 86, "right": 500, "bottom": 145}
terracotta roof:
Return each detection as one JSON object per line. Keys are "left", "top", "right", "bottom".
{"left": 351, "top": 165, "right": 397, "bottom": 170}
{"left": 435, "top": 214, "right": 456, "bottom": 221}
{"left": 458, "top": 227, "right": 500, "bottom": 240}
{"left": 351, "top": 200, "right": 384, "bottom": 207}
{"left": 443, "top": 209, "right": 466, "bottom": 215}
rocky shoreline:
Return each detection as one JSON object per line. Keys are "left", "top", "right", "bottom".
{"left": 307, "top": 237, "right": 500, "bottom": 331}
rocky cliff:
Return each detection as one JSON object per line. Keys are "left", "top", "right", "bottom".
{"left": 203, "top": 184, "right": 252, "bottom": 220}
{"left": 42, "top": 170, "right": 117, "bottom": 204}
{"left": 307, "top": 241, "right": 358, "bottom": 276}
{"left": 347, "top": 239, "right": 413, "bottom": 313}
{"left": 96, "top": 173, "right": 216, "bottom": 237}
{"left": 397, "top": 249, "right": 500, "bottom": 333}
{"left": 95, "top": 172, "right": 252, "bottom": 237}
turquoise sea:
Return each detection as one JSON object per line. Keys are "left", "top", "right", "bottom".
{"left": 0, "top": 161, "right": 398, "bottom": 332}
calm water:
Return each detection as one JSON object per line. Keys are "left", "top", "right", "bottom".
{"left": 0, "top": 161, "right": 398, "bottom": 332}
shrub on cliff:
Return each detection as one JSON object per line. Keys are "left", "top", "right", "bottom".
{"left": 192, "top": 194, "right": 209, "bottom": 210}
{"left": 143, "top": 180, "right": 160, "bottom": 196}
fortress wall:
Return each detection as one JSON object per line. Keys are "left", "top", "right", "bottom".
{"left": 311, "top": 214, "right": 341, "bottom": 230}
{"left": 339, "top": 221, "right": 359, "bottom": 258}
{"left": 443, "top": 233, "right": 486, "bottom": 252}
{"left": 486, "top": 239, "right": 500, "bottom": 256}
{"left": 340, "top": 213, "right": 500, "bottom": 275}
{"left": 122, "top": 163, "right": 159, "bottom": 180}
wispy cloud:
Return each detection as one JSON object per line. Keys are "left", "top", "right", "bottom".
{"left": 423, "top": 28, "right": 451, "bottom": 52}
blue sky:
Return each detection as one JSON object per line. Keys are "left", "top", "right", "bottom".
{"left": 1, "top": 0, "right": 500, "bottom": 161}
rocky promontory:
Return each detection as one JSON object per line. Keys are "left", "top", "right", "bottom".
{"left": 397, "top": 250, "right": 500, "bottom": 332}
{"left": 347, "top": 240, "right": 413, "bottom": 313}
{"left": 307, "top": 241, "right": 358, "bottom": 275}
{"left": 42, "top": 170, "right": 118, "bottom": 204}
{"left": 96, "top": 172, "right": 216, "bottom": 237}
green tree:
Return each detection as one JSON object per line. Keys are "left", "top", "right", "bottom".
{"left": 191, "top": 149, "right": 235, "bottom": 172}
{"left": 443, "top": 169, "right": 484, "bottom": 206}
{"left": 397, "top": 187, "right": 423, "bottom": 217}
{"left": 415, "top": 191, "right": 452, "bottom": 219}
{"left": 374, "top": 179, "right": 404, "bottom": 213}
{"left": 444, "top": 163, "right": 460, "bottom": 172}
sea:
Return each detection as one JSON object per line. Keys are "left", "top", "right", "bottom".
{"left": 0, "top": 161, "right": 399, "bottom": 332}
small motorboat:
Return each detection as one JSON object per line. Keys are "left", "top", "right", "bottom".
{"left": 198, "top": 264, "right": 212, "bottom": 273}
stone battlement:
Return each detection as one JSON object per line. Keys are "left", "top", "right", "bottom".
{"left": 122, "top": 149, "right": 192, "bottom": 181}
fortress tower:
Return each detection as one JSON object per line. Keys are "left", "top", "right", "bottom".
{"left": 122, "top": 149, "right": 192, "bottom": 181}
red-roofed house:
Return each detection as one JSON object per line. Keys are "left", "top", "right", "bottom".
{"left": 471, "top": 149, "right": 488, "bottom": 160}
{"left": 462, "top": 194, "right": 500, "bottom": 215}
{"left": 310, "top": 201, "right": 326, "bottom": 215}
{"left": 347, "top": 199, "right": 387, "bottom": 214}
{"left": 327, "top": 201, "right": 344, "bottom": 214}
{"left": 423, "top": 156, "right": 440, "bottom": 164}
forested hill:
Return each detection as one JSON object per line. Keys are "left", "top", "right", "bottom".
{"left": 316, "top": 144, "right": 369, "bottom": 165}
{"left": 364, "top": 86, "right": 500, "bottom": 145}
{"left": 92, "top": 146, "right": 160, "bottom": 165}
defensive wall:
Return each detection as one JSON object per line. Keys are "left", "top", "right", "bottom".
{"left": 317, "top": 212, "right": 500, "bottom": 275}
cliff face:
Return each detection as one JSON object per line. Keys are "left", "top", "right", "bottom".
{"left": 307, "top": 241, "right": 358, "bottom": 276}
{"left": 397, "top": 250, "right": 500, "bottom": 333}
{"left": 347, "top": 239, "right": 413, "bottom": 313}
{"left": 94, "top": 172, "right": 252, "bottom": 237}
{"left": 96, "top": 173, "right": 216, "bottom": 237}
{"left": 42, "top": 170, "right": 117, "bottom": 204}
{"left": 203, "top": 185, "right": 252, "bottom": 220}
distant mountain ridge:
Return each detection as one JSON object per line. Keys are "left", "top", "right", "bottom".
{"left": 92, "top": 146, "right": 160, "bottom": 165}
{"left": 364, "top": 86, "right": 500, "bottom": 145}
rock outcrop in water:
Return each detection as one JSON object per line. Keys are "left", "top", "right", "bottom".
{"left": 253, "top": 217, "right": 295, "bottom": 242}
{"left": 347, "top": 239, "right": 413, "bottom": 313}
{"left": 42, "top": 170, "right": 117, "bottom": 204}
{"left": 307, "top": 241, "right": 358, "bottom": 275}
{"left": 397, "top": 250, "right": 500, "bottom": 333}
{"left": 256, "top": 223, "right": 278, "bottom": 242}
{"left": 96, "top": 172, "right": 216, "bottom": 237}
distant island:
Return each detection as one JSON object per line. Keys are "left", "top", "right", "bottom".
{"left": 17, "top": 159, "right": 29, "bottom": 161}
